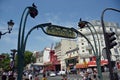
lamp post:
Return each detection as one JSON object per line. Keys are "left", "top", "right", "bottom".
{"left": 17, "top": 4, "right": 52, "bottom": 80}
{"left": 0, "top": 20, "right": 14, "bottom": 39}
{"left": 17, "top": 3, "right": 38, "bottom": 80}
{"left": 101, "top": 8, "right": 120, "bottom": 80}
{"left": 78, "top": 19, "right": 103, "bottom": 80}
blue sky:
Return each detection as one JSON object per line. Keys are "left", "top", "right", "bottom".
{"left": 0, "top": 0, "right": 120, "bottom": 54}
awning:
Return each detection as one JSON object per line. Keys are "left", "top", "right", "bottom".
{"left": 88, "top": 61, "right": 96, "bottom": 67}
{"left": 76, "top": 63, "right": 88, "bottom": 69}
{"left": 101, "top": 60, "right": 108, "bottom": 66}
{"left": 88, "top": 60, "right": 108, "bottom": 67}
{"left": 44, "top": 61, "right": 52, "bottom": 66}
{"left": 33, "top": 63, "right": 44, "bottom": 66}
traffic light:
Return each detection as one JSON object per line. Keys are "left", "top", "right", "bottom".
{"left": 106, "top": 32, "right": 117, "bottom": 49}
{"left": 10, "top": 53, "right": 15, "bottom": 60}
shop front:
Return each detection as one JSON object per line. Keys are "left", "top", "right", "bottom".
{"left": 44, "top": 61, "right": 61, "bottom": 72}
{"left": 65, "top": 57, "right": 78, "bottom": 74}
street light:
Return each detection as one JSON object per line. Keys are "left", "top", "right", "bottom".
{"left": 0, "top": 20, "right": 14, "bottom": 39}
{"left": 78, "top": 18, "right": 103, "bottom": 80}
{"left": 101, "top": 8, "right": 120, "bottom": 80}
{"left": 17, "top": 3, "right": 52, "bottom": 80}
{"left": 17, "top": 3, "right": 38, "bottom": 80}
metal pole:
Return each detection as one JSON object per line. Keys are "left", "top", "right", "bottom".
{"left": 17, "top": 5, "right": 49, "bottom": 80}
{"left": 23, "top": 23, "right": 52, "bottom": 49}
{"left": 78, "top": 19, "right": 103, "bottom": 80}
{"left": 86, "top": 22, "right": 103, "bottom": 80}
{"left": 17, "top": 7, "right": 28, "bottom": 80}
{"left": 17, "top": 4, "right": 38, "bottom": 80}
{"left": 101, "top": 8, "right": 120, "bottom": 80}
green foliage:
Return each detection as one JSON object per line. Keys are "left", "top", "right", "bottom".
{"left": 0, "top": 51, "right": 36, "bottom": 71}
{"left": 15, "top": 50, "right": 36, "bottom": 67}
{"left": 24, "top": 50, "right": 33, "bottom": 66}
{"left": 0, "top": 53, "right": 11, "bottom": 71}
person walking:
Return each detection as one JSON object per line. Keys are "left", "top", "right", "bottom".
{"left": 62, "top": 75, "right": 67, "bottom": 80}
{"left": 34, "top": 75, "right": 39, "bottom": 80}
{"left": 1, "top": 72, "right": 7, "bottom": 80}
{"left": 42, "top": 73, "right": 47, "bottom": 80}
{"left": 82, "top": 72, "right": 92, "bottom": 80}
{"left": 28, "top": 73, "right": 32, "bottom": 80}
{"left": 8, "top": 75, "right": 15, "bottom": 80}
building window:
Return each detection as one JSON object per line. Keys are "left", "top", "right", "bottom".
{"left": 73, "top": 52, "right": 75, "bottom": 54}
{"left": 82, "top": 50, "right": 85, "bottom": 52}
{"left": 82, "top": 43, "right": 84, "bottom": 45}
{"left": 82, "top": 47, "right": 84, "bottom": 49}
{"left": 81, "top": 39, "right": 84, "bottom": 41}
{"left": 101, "top": 41, "right": 104, "bottom": 46}
{"left": 110, "top": 27, "right": 113, "bottom": 32}
{"left": 80, "top": 29, "right": 82, "bottom": 31}
{"left": 67, "top": 54, "right": 68, "bottom": 56}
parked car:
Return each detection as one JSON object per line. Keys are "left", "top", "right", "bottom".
{"left": 49, "top": 72, "right": 56, "bottom": 77}
{"left": 57, "top": 71, "right": 66, "bottom": 76}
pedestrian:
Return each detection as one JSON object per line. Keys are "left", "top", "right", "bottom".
{"left": 62, "top": 75, "right": 67, "bottom": 80}
{"left": 1, "top": 72, "right": 7, "bottom": 80}
{"left": 82, "top": 72, "right": 92, "bottom": 80}
{"left": 92, "top": 71, "right": 97, "bottom": 80}
{"left": 42, "top": 73, "right": 47, "bottom": 80}
{"left": 8, "top": 75, "right": 15, "bottom": 80}
{"left": 34, "top": 74, "right": 39, "bottom": 80}
{"left": 113, "top": 72, "right": 119, "bottom": 80}
{"left": 28, "top": 73, "right": 32, "bottom": 80}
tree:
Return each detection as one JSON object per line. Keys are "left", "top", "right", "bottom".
{"left": 15, "top": 50, "right": 35, "bottom": 69}
{"left": 0, "top": 53, "right": 11, "bottom": 71}
{"left": 22, "top": 50, "right": 36, "bottom": 67}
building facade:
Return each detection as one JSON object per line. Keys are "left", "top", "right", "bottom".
{"left": 77, "top": 20, "right": 120, "bottom": 67}
{"left": 31, "top": 20, "right": 120, "bottom": 72}
{"left": 54, "top": 39, "right": 77, "bottom": 70}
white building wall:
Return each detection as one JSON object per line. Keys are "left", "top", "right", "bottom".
{"left": 55, "top": 39, "right": 77, "bottom": 70}
{"left": 43, "top": 48, "right": 51, "bottom": 63}
{"left": 77, "top": 20, "right": 120, "bottom": 63}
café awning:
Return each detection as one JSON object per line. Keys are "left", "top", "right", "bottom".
{"left": 76, "top": 63, "right": 88, "bottom": 69}
{"left": 101, "top": 60, "right": 108, "bottom": 66}
{"left": 88, "top": 60, "right": 108, "bottom": 67}
{"left": 88, "top": 61, "right": 96, "bottom": 67}
{"left": 33, "top": 63, "right": 44, "bottom": 66}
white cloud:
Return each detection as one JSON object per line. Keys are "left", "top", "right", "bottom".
{"left": 44, "top": 12, "right": 77, "bottom": 28}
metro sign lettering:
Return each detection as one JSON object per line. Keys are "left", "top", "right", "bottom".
{"left": 45, "top": 25, "right": 77, "bottom": 39}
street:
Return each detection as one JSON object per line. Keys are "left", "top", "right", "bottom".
{"left": 36, "top": 71, "right": 120, "bottom": 80}
{"left": 0, "top": 71, "right": 120, "bottom": 80}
